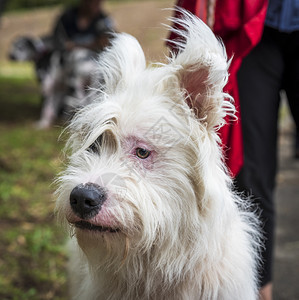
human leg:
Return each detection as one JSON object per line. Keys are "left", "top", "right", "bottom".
{"left": 236, "top": 27, "right": 285, "bottom": 294}
{"left": 282, "top": 31, "right": 299, "bottom": 158}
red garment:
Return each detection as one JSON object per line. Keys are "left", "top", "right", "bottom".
{"left": 169, "top": 0, "right": 268, "bottom": 176}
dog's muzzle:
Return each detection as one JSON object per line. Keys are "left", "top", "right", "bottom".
{"left": 70, "top": 183, "right": 107, "bottom": 219}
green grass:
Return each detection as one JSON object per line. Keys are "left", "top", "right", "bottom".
{"left": 0, "top": 72, "right": 68, "bottom": 299}
{"left": 0, "top": 62, "right": 36, "bottom": 80}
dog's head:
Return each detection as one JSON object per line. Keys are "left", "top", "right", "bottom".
{"left": 9, "top": 36, "right": 39, "bottom": 61}
{"left": 56, "top": 10, "right": 234, "bottom": 261}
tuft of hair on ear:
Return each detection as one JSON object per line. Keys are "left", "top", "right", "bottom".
{"left": 166, "top": 8, "right": 235, "bottom": 131}
{"left": 90, "top": 33, "right": 147, "bottom": 97}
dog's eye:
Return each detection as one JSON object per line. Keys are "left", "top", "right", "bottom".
{"left": 135, "top": 148, "right": 151, "bottom": 159}
{"left": 88, "top": 135, "right": 103, "bottom": 153}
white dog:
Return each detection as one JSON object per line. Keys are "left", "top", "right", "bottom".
{"left": 56, "top": 10, "right": 260, "bottom": 300}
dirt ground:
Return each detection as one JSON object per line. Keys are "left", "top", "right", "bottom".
{"left": 0, "top": 0, "right": 175, "bottom": 64}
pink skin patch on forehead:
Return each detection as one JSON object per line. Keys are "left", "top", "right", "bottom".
{"left": 122, "top": 136, "right": 157, "bottom": 170}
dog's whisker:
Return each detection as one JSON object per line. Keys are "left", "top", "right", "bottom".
{"left": 69, "top": 224, "right": 76, "bottom": 239}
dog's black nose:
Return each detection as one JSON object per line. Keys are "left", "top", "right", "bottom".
{"left": 70, "top": 183, "right": 107, "bottom": 219}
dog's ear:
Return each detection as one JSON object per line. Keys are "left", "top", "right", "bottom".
{"left": 94, "top": 33, "right": 146, "bottom": 95}
{"left": 167, "top": 9, "right": 235, "bottom": 130}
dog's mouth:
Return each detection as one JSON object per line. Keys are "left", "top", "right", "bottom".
{"left": 73, "top": 221, "right": 120, "bottom": 233}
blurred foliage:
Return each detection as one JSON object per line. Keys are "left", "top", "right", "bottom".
{"left": 0, "top": 73, "right": 68, "bottom": 299}
{"left": 0, "top": 62, "right": 35, "bottom": 80}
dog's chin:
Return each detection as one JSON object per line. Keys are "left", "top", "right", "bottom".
{"left": 72, "top": 220, "right": 120, "bottom": 233}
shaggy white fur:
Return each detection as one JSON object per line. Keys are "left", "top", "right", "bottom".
{"left": 56, "top": 9, "right": 260, "bottom": 300}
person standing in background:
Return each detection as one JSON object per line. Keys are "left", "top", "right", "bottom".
{"left": 53, "top": 0, "right": 114, "bottom": 52}
{"left": 236, "top": 1, "right": 299, "bottom": 299}
{"left": 35, "top": 0, "right": 115, "bottom": 129}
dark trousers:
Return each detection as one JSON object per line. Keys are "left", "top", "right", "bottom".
{"left": 235, "top": 26, "right": 299, "bottom": 287}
